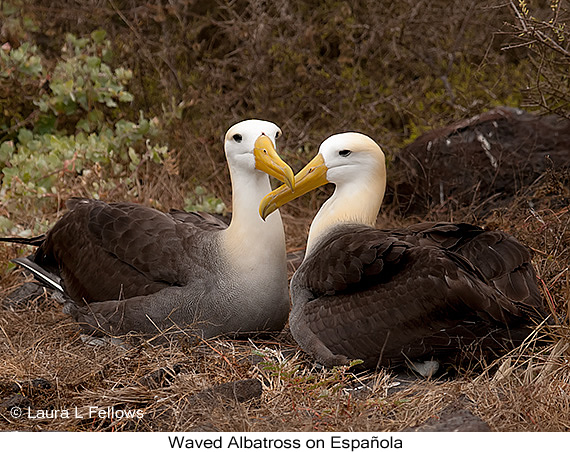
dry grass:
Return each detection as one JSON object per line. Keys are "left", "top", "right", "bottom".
{"left": 1, "top": 169, "right": 569, "bottom": 432}
{"left": 1, "top": 304, "right": 569, "bottom": 431}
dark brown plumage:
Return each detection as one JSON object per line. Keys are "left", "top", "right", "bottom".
{"left": 289, "top": 222, "right": 546, "bottom": 369}
{"left": 2, "top": 120, "right": 294, "bottom": 338}
{"left": 32, "top": 199, "right": 226, "bottom": 304}
{"left": 260, "top": 131, "right": 549, "bottom": 371}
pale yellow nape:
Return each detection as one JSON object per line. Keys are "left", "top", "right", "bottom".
{"left": 305, "top": 133, "right": 387, "bottom": 255}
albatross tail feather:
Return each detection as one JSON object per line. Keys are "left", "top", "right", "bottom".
{"left": 0, "top": 234, "right": 46, "bottom": 246}
{"left": 11, "top": 257, "right": 64, "bottom": 293}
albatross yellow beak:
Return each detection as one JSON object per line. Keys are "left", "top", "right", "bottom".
{"left": 260, "top": 153, "right": 328, "bottom": 220}
{"left": 254, "top": 135, "right": 295, "bottom": 191}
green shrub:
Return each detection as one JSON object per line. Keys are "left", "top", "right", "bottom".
{"left": 2, "top": 0, "right": 557, "bottom": 234}
{"left": 184, "top": 185, "right": 226, "bottom": 215}
{"left": 0, "top": 30, "right": 168, "bottom": 234}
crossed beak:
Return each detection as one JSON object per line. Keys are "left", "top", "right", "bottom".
{"left": 259, "top": 153, "right": 328, "bottom": 219}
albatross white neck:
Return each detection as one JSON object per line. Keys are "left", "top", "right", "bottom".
{"left": 306, "top": 167, "right": 386, "bottom": 256}
{"left": 223, "top": 165, "right": 286, "bottom": 269}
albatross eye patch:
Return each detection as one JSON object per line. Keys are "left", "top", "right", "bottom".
{"left": 339, "top": 149, "right": 352, "bottom": 157}
{"left": 233, "top": 134, "right": 243, "bottom": 143}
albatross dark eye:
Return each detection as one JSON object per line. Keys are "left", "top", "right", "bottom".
{"left": 233, "top": 134, "right": 243, "bottom": 143}
{"left": 275, "top": 130, "right": 281, "bottom": 139}
{"left": 339, "top": 149, "right": 352, "bottom": 157}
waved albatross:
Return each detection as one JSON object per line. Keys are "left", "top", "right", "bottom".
{"left": 259, "top": 132, "right": 548, "bottom": 371}
{"left": 4, "top": 119, "right": 294, "bottom": 339}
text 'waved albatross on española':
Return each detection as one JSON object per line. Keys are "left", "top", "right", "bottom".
{"left": 259, "top": 132, "right": 549, "bottom": 374}
{"left": 4, "top": 119, "right": 295, "bottom": 339}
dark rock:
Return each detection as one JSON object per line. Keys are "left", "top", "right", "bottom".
{"left": 138, "top": 365, "right": 181, "bottom": 389}
{"left": 0, "top": 393, "right": 32, "bottom": 411}
{"left": 147, "top": 378, "right": 263, "bottom": 429}
{"left": 23, "top": 378, "right": 52, "bottom": 391}
{"left": 189, "top": 423, "right": 219, "bottom": 432}
{"left": 0, "top": 377, "right": 53, "bottom": 416}
{"left": 189, "top": 378, "right": 263, "bottom": 404}
{"left": 406, "top": 403, "right": 490, "bottom": 432}
{"left": 387, "top": 107, "right": 570, "bottom": 217}
{"left": 3, "top": 282, "right": 46, "bottom": 308}
{"left": 385, "top": 373, "right": 422, "bottom": 396}
{"left": 5, "top": 377, "right": 53, "bottom": 394}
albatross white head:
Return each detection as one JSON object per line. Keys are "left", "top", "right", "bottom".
{"left": 222, "top": 119, "right": 294, "bottom": 267}
{"left": 224, "top": 119, "right": 294, "bottom": 191}
{"left": 260, "top": 132, "right": 386, "bottom": 255}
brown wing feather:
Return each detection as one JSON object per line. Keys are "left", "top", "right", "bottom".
{"left": 386, "top": 222, "right": 543, "bottom": 317}
{"left": 34, "top": 198, "right": 219, "bottom": 303}
{"left": 168, "top": 209, "right": 229, "bottom": 231}
{"left": 290, "top": 223, "right": 546, "bottom": 368}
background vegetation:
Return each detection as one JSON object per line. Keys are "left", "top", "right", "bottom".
{"left": 2, "top": 0, "right": 567, "bottom": 236}
{"left": 0, "top": 0, "right": 569, "bottom": 432}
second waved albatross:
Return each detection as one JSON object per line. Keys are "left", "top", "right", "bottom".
{"left": 5, "top": 120, "right": 294, "bottom": 339}
{"left": 259, "top": 132, "right": 548, "bottom": 371}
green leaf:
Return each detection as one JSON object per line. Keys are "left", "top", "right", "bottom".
{"left": 0, "top": 141, "right": 15, "bottom": 163}
{"left": 118, "top": 91, "right": 133, "bottom": 103}
{"left": 26, "top": 138, "right": 41, "bottom": 152}
{"left": 36, "top": 99, "right": 49, "bottom": 113}
{"left": 87, "top": 109, "right": 104, "bottom": 127}
{"left": 2, "top": 2, "right": 18, "bottom": 15}
{"left": 77, "top": 118, "right": 92, "bottom": 132}
{"left": 51, "top": 80, "right": 73, "bottom": 98}
{"left": 86, "top": 56, "right": 101, "bottom": 69}
{"left": 33, "top": 114, "right": 57, "bottom": 135}
{"left": 91, "top": 29, "right": 107, "bottom": 44}
{"left": 128, "top": 147, "right": 140, "bottom": 165}
{"left": 61, "top": 99, "right": 78, "bottom": 115}
{"left": 18, "top": 128, "right": 34, "bottom": 145}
